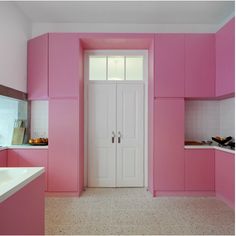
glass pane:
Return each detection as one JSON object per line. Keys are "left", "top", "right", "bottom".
{"left": 126, "top": 56, "right": 143, "bottom": 80}
{"left": 108, "top": 56, "right": 124, "bottom": 80}
{"left": 89, "top": 56, "right": 106, "bottom": 80}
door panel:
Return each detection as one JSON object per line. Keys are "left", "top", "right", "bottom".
{"left": 88, "top": 83, "right": 116, "bottom": 187}
{"left": 116, "top": 84, "right": 144, "bottom": 187}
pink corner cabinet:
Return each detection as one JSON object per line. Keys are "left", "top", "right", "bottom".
{"left": 215, "top": 150, "right": 235, "bottom": 208}
{"left": 27, "top": 34, "right": 49, "bottom": 100}
{"left": 155, "top": 34, "right": 185, "bottom": 98}
{"left": 154, "top": 98, "right": 185, "bottom": 192}
{"left": 0, "top": 150, "right": 7, "bottom": 167}
{"left": 185, "top": 149, "right": 215, "bottom": 191}
{"left": 216, "top": 18, "right": 235, "bottom": 97}
{"left": 48, "top": 99, "right": 79, "bottom": 192}
{"left": 7, "top": 149, "right": 48, "bottom": 191}
{"left": 49, "top": 34, "right": 80, "bottom": 98}
{"left": 185, "top": 34, "right": 215, "bottom": 98}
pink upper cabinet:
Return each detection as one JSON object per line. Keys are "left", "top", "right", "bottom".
{"left": 49, "top": 34, "right": 80, "bottom": 98}
{"left": 154, "top": 98, "right": 185, "bottom": 191}
{"left": 185, "top": 34, "right": 215, "bottom": 98}
{"left": 216, "top": 18, "right": 235, "bottom": 97}
{"left": 185, "top": 149, "right": 215, "bottom": 191}
{"left": 27, "top": 34, "right": 48, "bottom": 100}
{"left": 48, "top": 99, "right": 78, "bottom": 192}
{"left": 215, "top": 150, "right": 235, "bottom": 208}
{"left": 155, "top": 34, "right": 185, "bottom": 98}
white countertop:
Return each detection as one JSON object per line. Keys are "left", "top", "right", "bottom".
{"left": 0, "top": 167, "right": 44, "bottom": 203}
{"left": 0, "top": 145, "right": 48, "bottom": 150}
{"left": 185, "top": 145, "right": 235, "bottom": 154}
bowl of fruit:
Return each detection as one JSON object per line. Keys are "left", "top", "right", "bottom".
{"left": 29, "top": 138, "right": 48, "bottom": 146}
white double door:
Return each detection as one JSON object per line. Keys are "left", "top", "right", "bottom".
{"left": 88, "top": 82, "right": 144, "bottom": 187}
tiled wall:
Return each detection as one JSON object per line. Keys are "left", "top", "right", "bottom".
{"left": 185, "top": 97, "right": 235, "bottom": 141}
{"left": 0, "top": 96, "right": 27, "bottom": 146}
{"left": 219, "top": 98, "right": 235, "bottom": 138}
{"left": 30, "top": 101, "right": 48, "bottom": 138}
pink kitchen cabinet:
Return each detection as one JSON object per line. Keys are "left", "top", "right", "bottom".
{"left": 215, "top": 150, "right": 235, "bottom": 208}
{"left": 28, "top": 34, "right": 48, "bottom": 100}
{"left": 155, "top": 34, "right": 185, "bottom": 98}
{"left": 49, "top": 34, "right": 80, "bottom": 98}
{"left": 7, "top": 149, "right": 48, "bottom": 191}
{"left": 216, "top": 18, "right": 235, "bottom": 97}
{"left": 0, "top": 150, "right": 7, "bottom": 167}
{"left": 48, "top": 99, "right": 78, "bottom": 192}
{"left": 154, "top": 98, "right": 185, "bottom": 191}
{"left": 185, "top": 149, "right": 215, "bottom": 191}
{"left": 185, "top": 34, "right": 215, "bottom": 98}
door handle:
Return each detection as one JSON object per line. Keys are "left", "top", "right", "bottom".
{"left": 112, "top": 131, "right": 116, "bottom": 143}
{"left": 118, "top": 131, "right": 121, "bottom": 143}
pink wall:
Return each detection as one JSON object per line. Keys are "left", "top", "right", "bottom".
{"left": 148, "top": 38, "right": 155, "bottom": 195}
{"left": 0, "top": 174, "right": 45, "bottom": 235}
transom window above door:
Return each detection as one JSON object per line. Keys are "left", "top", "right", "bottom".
{"left": 87, "top": 51, "right": 145, "bottom": 81}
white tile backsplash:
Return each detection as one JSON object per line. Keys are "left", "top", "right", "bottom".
{"left": 30, "top": 101, "right": 48, "bottom": 138}
{"left": 185, "top": 98, "right": 235, "bottom": 141}
{"left": 219, "top": 97, "right": 235, "bottom": 138}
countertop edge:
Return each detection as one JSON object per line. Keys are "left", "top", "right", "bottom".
{"left": 0, "top": 167, "right": 45, "bottom": 203}
{"left": 5, "top": 145, "right": 48, "bottom": 149}
{"left": 185, "top": 145, "right": 235, "bottom": 154}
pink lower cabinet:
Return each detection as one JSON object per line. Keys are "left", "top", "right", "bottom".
{"left": 154, "top": 98, "right": 185, "bottom": 192}
{"left": 185, "top": 149, "right": 215, "bottom": 191}
{"left": 48, "top": 99, "right": 78, "bottom": 192}
{"left": 7, "top": 149, "right": 48, "bottom": 191}
{"left": 215, "top": 150, "right": 235, "bottom": 208}
{"left": 0, "top": 150, "right": 7, "bottom": 167}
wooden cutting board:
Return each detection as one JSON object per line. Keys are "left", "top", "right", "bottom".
{"left": 12, "top": 127, "right": 25, "bottom": 145}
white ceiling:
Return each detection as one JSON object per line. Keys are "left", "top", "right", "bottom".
{"left": 15, "top": 1, "right": 234, "bottom": 25}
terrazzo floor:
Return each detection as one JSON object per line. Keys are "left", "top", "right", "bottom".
{"left": 45, "top": 188, "right": 235, "bottom": 235}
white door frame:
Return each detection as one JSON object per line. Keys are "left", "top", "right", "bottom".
{"left": 84, "top": 50, "right": 149, "bottom": 187}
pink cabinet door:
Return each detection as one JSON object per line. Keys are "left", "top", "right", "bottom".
{"left": 28, "top": 34, "right": 48, "bottom": 100}
{"left": 48, "top": 99, "right": 78, "bottom": 192}
{"left": 49, "top": 34, "right": 79, "bottom": 98}
{"left": 215, "top": 150, "right": 235, "bottom": 208}
{"left": 0, "top": 150, "right": 7, "bottom": 167}
{"left": 216, "top": 18, "right": 235, "bottom": 97}
{"left": 7, "top": 150, "right": 19, "bottom": 167}
{"left": 155, "top": 34, "right": 185, "bottom": 97}
{"left": 7, "top": 149, "right": 48, "bottom": 191}
{"left": 185, "top": 34, "right": 215, "bottom": 98}
{"left": 185, "top": 149, "right": 215, "bottom": 191}
{"left": 154, "top": 98, "right": 185, "bottom": 191}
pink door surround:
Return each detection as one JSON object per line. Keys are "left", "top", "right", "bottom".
{"left": 216, "top": 17, "right": 235, "bottom": 97}
{"left": 155, "top": 34, "right": 185, "bottom": 97}
{"left": 185, "top": 149, "right": 215, "bottom": 191}
{"left": 27, "top": 34, "right": 48, "bottom": 100}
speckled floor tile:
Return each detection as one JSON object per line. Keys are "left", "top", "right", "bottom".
{"left": 45, "top": 188, "right": 235, "bottom": 235}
